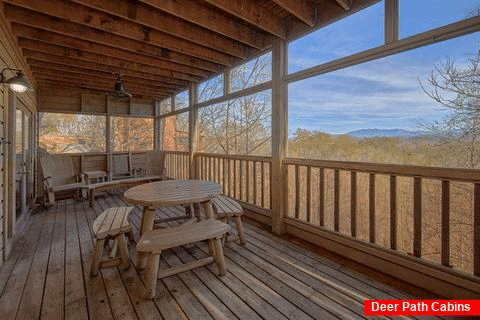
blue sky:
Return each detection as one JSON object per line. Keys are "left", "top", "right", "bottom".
{"left": 287, "top": 0, "right": 480, "bottom": 135}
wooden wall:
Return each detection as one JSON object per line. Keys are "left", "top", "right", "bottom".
{"left": 0, "top": 8, "right": 37, "bottom": 265}
{"left": 38, "top": 87, "right": 156, "bottom": 117}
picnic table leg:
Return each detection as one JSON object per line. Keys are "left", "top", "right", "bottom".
{"left": 137, "top": 206, "right": 156, "bottom": 270}
{"left": 202, "top": 200, "right": 215, "bottom": 220}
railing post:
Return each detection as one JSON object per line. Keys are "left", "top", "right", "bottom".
{"left": 271, "top": 37, "right": 288, "bottom": 235}
{"left": 188, "top": 82, "right": 198, "bottom": 179}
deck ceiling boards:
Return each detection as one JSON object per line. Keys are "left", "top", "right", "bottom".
{"left": 1, "top": 0, "right": 376, "bottom": 101}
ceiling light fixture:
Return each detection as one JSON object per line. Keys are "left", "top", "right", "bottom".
{"left": 0, "top": 68, "right": 33, "bottom": 93}
{"left": 107, "top": 73, "right": 132, "bottom": 100}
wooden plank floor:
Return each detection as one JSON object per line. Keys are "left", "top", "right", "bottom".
{"left": 0, "top": 190, "right": 445, "bottom": 320}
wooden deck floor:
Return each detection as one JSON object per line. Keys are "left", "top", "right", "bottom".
{"left": 0, "top": 190, "right": 443, "bottom": 320}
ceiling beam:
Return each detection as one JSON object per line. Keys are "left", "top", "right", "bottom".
{"left": 31, "top": 66, "right": 179, "bottom": 92}
{"left": 4, "top": 0, "right": 234, "bottom": 66}
{"left": 26, "top": 58, "right": 188, "bottom": 88}
{"left": 28, "top": 61, "right": 185, "bottom": 90}
{"left": 287, "top": 0, "right": 376, "bottom": 40}
{"left": 35, "top": 77, "right": 172, "bottom": 99}
{"left": 12, "top": 24, "right": 212, "bottom": 78}
{"left": 38, "top": 85, "right": 166, "bottom": 101}
{"left": 36, "top": 77, "right": 167, "bottom": 98}
{"left": 20, "top": 43, "right": 203, "bottom": 84}
{"left": 270, "top": 0, "right": 315, "bottom": 27}
{"left": 141, "top": 0, "right": 267, "bottom": 49}
{"left": 204, "top": 0, "right": 287, "bottom": 38}
{"left": 335, "top": 0, "right": 352, "bottom": 11}
{"left": 4, "top": 5, "right": 221, "bottom": 73}
{"left": 70, "top": 0, "right": 254, "bottom": 55}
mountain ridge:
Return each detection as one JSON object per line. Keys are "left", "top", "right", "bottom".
{"left": 346, "top": 128, "right": 427, "bottom": 138}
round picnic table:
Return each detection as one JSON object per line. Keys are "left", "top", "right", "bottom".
{"left": 124, "top": 179, "right": 223, "bottom": 236}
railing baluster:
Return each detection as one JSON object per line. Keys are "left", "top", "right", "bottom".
{"left": 208, "top": 156, "right": 212, "bottom": 181}
{"left": 295, "top": 165, "right": 300, "bottom": 219}
{"left": 239, "top": 160, "right": 244, "bottom": 200}
{"left": 369, "top": 173, "right": 376, "bottom": 243}
{"left": 390, "top": 175, "right": 397, "bottom": 250}
{"left": 334, "top": 169, "right": 340, "bottom": 232}
{"left": 413, "top": 177, "right": 422, "bottom": 258}
{"left": 319, "top": 167, "right": 324, "bottom": 227}
{"left": 229, "top": 159, "right": 232, "bottom": 197}
{"left": 270, "top": 161, "right": 273, "bottom": 209}
{"left": 233, "top": 159, "right": 237, "bottom": 198}
{"left": 306, "top": 166, "right": 311, "bottom": 223}
{"left": 441, "top": 180, "right": 450, "bottom": 267}
{"left": 246, "top": 160, "right": 250, "bottom": 203}
{"left": 253, "top": 161, "right": 258, "bottom": 206}
{"left": 223, "top": 158, "right": 226, "bottom": 193}
{"left": 261, "top": 161, "right": 265, "bottom": 208}
{"left": 351, "top": 171, "right": 357, "bottom": 237}
{"left": 474, "top": 183, "right": 480, "bottom": 276}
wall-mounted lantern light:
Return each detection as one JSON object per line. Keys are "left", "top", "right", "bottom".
{"left": 0, "top": 68, "right": 33, "bottom": 93}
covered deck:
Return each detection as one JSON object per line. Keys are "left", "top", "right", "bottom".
{"left": 0, "top": 0, "right": 479, "bottom": 318}
{"left": 0, "top": 191, "right": 438, "bottom": 320}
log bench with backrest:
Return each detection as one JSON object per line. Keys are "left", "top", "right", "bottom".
{"left": 136, "top": 219, "right": 231, "bottom": 299}
{"left": 84, "top": 176, "right": 163, "bottom": 208}
{"left": 90, "top": 207, "right": 134, "bottom": 276}
{"left": 212, "top": 195, "right": 246, "bottom": 245}
{"left": 40, "top": 154, "right": 85, "bottom": 206}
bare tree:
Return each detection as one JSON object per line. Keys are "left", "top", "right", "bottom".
{"left": 199, "top": 53, "right": 272, "bottom": 156}
{"left": 419, "top": 51, "right": 480, "bottom": 168}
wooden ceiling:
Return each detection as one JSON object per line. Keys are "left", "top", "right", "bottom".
{"left": 1, "top": 0, "right": 377, "bottom": 101}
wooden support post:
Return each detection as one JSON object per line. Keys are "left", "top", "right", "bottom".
{"left": 189, "top": 82, "right": 198, "bottom": 179}
{"left": 271, "top": 37, "right": 288, "bottom": 235}
{"left": 385, "top": 0, "right": 399, "bottom": 44}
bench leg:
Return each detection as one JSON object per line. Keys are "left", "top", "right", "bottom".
{"left": 90, "top": 238, "right": 105, "bottom": 276}
{"left": 208, "top": 238, "right": 215, "bottom": 257}
{"left": 117, "top": 233, "right": 130, "bottom": 269}
{"left": 145, "top": 253, "right": 160, "bottom": 299}
{"left": 126, "top": 229, "right": 135, "bottom": 243}
{"left": 212, "top": 237, "right": 227, "bottom": 276}
{"left": 89, "top": 189, "right": 95, "bottom": 208}
{"left": 47, "top": 190, "right": 55, "bottom": 206}
{"left": 233, "top": 216, "right": 246, "bottom": 245}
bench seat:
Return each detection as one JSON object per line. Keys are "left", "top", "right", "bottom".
{"left": 90, "top": 207, "right": 134, "bottom": 276}
{"left": 212, "top": 195, "right": 246, "bottom": 245}
{"left": 137, "top": 219, "right": 231, "bottom": 299}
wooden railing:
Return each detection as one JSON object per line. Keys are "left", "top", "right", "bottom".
{"left": 163, "top": 151, "right": 190, "bottom": 180}
{"left": 194, "top": 153, "right": 272, "bottom": 211}
{"left": 283, "top": 158, "right": 480, "bottom": 277}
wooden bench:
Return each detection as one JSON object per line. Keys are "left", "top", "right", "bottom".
{"left": 137, "top": 219, "right": 231, "bottom": 299}
{"left": 212, "top": 195, "right": 246, "bottom": 245}
{"left": 40, "top": 154, "right": 85, "bottom": 206}
{"left": 84, "top": 176, "right": 163, "bottom": 207}
{"left": 90, "top": 207, "right": 134, "bottom": 276}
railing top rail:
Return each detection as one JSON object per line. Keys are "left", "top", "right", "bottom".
{"left": 195, "top": 152, "right": 272, "bottom": 162}
{"left": 284, "top": 157, "right": 480, "bottom": 183}
{"left": 163, "top": 150, "right": 190, "bottom": 156}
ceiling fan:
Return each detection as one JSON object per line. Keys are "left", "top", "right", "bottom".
{"left": 106, "top": 73, "right": 132, "bottom": 100}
